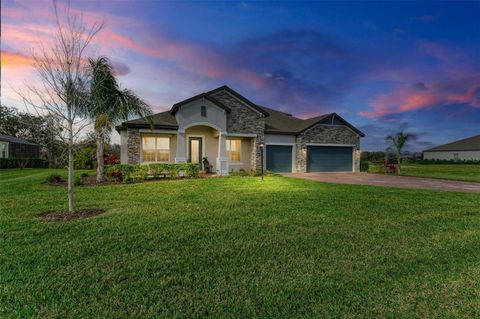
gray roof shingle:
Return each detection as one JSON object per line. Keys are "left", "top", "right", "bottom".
{"left": 117, "top": 86, "right": 364, "bottom": 137}
{"left": 424, "top": 135, "right": 480, "bottom": 152}
{"left": 0, "top": 134, "right": 38, "bottom": 145}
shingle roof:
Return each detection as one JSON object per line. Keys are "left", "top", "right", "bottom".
{"left": 424, "top": 134, "right": 480, "bottom": 152}
{"left": 117, "top": 86, "right": 364, "bottom": 137}
{"left": 0, "top": 134, "right": 38, "bottom": 145}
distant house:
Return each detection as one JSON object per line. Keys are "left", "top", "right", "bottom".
{"left": 0, "top": 134, "right": 40, "bottom": 159}
{"left": 423, "top": 134, "right": 480, "bottom": 161}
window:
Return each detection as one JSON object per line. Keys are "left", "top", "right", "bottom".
{"left": 0, "top": 142, "right": 7, "bottom": 158}
{"left": 226, "top": 139, "right": 241, "bottom": 162}
{"left": 142, "top": 136, "right": 170, "bottom": 162}
{"left": 201, "top": 105, "right": 207, "bottom": 117}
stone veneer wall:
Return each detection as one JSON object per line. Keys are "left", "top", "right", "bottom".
{"left": 127, "top": 128, "right": 141, "bottom": 164}
{"left": 295, "top": 125, "right": 361, "bottom": 173}
{"left": 210, "top": 90, "right": 265, "bottom": 170}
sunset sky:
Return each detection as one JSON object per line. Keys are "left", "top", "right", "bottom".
{"left": 1, "top": 0, "right": 479, "bottom": 151}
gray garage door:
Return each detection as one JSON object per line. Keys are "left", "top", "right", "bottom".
{"left": 266, "top": 145, "right": 292, "bottom": 172}
{"left": 307, "top": 146, "right": 353, "bottom": 172}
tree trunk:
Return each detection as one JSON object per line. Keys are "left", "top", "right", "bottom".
{"left": 96, "top": 128, "right": 106, "bottom": 183}
{"left": 68, "top": 119, "right": 75, "bottom": 212}
{"left": 396, "top": 152, "right": 401, "bottom": 175}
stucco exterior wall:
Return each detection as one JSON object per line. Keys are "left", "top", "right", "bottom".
{"left": 210, "top": 90, "right": 265, "bottom": 169}
{"left": 423, "top": 150, "right": 480, "bottom": 161}
{"left": 176, "top": 99, "right": 227, "bottom": 132}
{"left": 120, "top": 130, "right": 128, "bottom": 164}
{"left": 185, "top": 126, "right": 219, "bottom": 171}
{"left": 295, "top": 124, "right": 361, "bottom": 173}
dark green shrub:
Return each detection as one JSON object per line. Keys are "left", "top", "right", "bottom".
{"left": 45, "top": 174, "right": 63, "bottom": 183}
{"left": 418, "top": 159, "right": 480, "bottom": 164}
{"left": 74, "top": 175, "right": 83, "bottom": 186}
{"left": 105, "top": 163, "right": 200, "bottom": 183}
{"left": 80, "top": 172, "right": 89, "bottom": 178}
{"left": 74, "top": 147, "right": 95, "bottom": 169}
{"left": 360, "top": 161, "right": 370, "bottom": 172}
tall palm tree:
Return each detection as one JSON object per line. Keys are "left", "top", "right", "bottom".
{"left": 87, "top": 57, "right": 152, "bottom": 183}
{"left": 385, "top": 131, "right": 416, "bottom": 174}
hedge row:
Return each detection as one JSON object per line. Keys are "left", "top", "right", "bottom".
{"left": 106, "top": 163, "right": 200, "bottom": 183}
{"left": 417, "top": 159, "right": 480, "bottom": 165}
{"left": 0, "top": 158, "right": 48, "bottom": 169}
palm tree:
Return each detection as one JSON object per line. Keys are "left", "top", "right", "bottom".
{"left": 87, "top": 57, "right": 152, "bottom": 183}
{"left": 385, "top": 131, "right": 416, "bottom": 174}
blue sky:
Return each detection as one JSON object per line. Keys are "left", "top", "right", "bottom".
{"left": 2, "top": 0, "right": 479, "bottom": 150}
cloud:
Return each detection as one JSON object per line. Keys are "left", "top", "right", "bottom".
{"left": 413, "top": 82, "right": 428, "bottom": 91}
{"left": 410, "top": 14, "right": 439, "bottom": 23}
{"left": 110, "top": 60, "right": 131, "bottom": 76}
{"left": 1, "top": 50, "right": 34, "bottom": 68}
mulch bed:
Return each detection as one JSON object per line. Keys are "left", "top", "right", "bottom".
{"left": 37, "top": 208, "right": 106, "bottom": 222}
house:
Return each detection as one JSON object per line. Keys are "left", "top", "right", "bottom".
{"left": 0, "top": 134, "right": 40, "bottom": 159}
{"left": 423, "top": 134, "right": 480, "bottom": 161}
{"left": 116, "top": 86, "right": 364, "bottom": 174}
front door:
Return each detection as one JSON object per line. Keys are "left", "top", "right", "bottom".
{"left": 188, "top": 137, "right": 203, "bottom": 166}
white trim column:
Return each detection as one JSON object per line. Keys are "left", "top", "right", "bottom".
{"left": 175, "top": 130, "right": 187, "bottom": 163}
{"left": 216, "top": 131, "right": 229, "bottom": 175}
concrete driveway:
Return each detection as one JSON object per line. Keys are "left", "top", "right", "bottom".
{"left": 281, "top": 172, "right": 480, "bottom": 193}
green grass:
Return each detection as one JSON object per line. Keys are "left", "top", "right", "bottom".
{"left": 400, "top": 164, "right": 480, "bottom": 183}
{"left": 1, "top": 169, "right": 480, "bottom": 318}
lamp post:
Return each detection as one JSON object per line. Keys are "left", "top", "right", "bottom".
{"left": 259, "top": 143, "right": 264, "bottom": 180}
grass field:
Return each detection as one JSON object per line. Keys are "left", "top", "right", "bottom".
{"left": 400, "top": 164, "right": 480, "bottom": 183}
{"left": 1, "top": 169, "right": 480, "bottom": 318}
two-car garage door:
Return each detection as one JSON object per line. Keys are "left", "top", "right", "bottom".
{"left": 306, "top": 146, "right": 353, "bottom": 172}
{"left": 266, "top": 145, "right": 353, "bottom": 172}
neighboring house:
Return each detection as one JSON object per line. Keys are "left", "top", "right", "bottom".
{"left": 423, "top": 134, "right": 480, "bottom": 161}
{"left": 116, "top": 86, "right": 365, "bottom": 174}
{"left": 0, "top": 134, "right": 40, "bottom": 159}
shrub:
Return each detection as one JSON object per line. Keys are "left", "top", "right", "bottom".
{"left": 417, "top": 159, "right": 480, "bottom": 165}
{"left": 74, "top": 147, "right": 95, "bottom": 169}
{"left": 360, "top": 161, "right": 370, "bottom": 172}
{"left": 104, "top": 154, "right": 119, "bottom": 165}
{"left": 74, "top": 175, "right": 83, "bottom": 186}
{"left": 105, "top": 163, "right": 200, "bottom": 183}
{"left": 80, "top": 172, "right": 89, "bottom": 178}
{"left": 45, "top": 174, "right": 63, "bottom": 183}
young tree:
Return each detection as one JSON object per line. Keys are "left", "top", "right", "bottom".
{"left": 18, "top": 1, "right": 103, "bottom": 212}
{"left": 385, "top": 131, "right": 416, "bottom": 174}
{"left": 86, "top": 57, "right": 151, "bottom": 183}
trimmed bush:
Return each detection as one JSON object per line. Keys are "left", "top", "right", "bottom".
{"left": 106, "top": 163, "right": 200, "bottom": 183}
{"left": 417, "top": 159, "right": 480, "bottom": 165}
{"left": 45, "top": 174, "right": 63, "bottom": 184}
{"left": 360, "top": 161, "right": 370, "bottom": 172}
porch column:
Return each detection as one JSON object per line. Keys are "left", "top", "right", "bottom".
{"left": 216, "top": 131, "right": 229, "bottom": 175}
{"left": 175, "top": 131, "right": 186, "bottom": 163}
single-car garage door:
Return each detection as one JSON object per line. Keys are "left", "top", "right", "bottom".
{"left": 266, "top": 145, "right": 292, "bottom": 172}
{"left": 307, "top": 146, "right": 353, "bottom": 172}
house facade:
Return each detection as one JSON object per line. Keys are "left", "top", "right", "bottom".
{"left": 0, "top": 134, "right": 40, "bottom": 159}
{"left": 423, "top": 134, "right": 480, "bottom": 161}
{"left": 116, "top": 86, "right": 364, "bottom": 175}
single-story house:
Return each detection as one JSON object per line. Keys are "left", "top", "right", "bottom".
{"left": 423, "top": 134, "right": 480, "bottom": 161}
{"left": 116, "top": 86, "right": 365, "bottom": 174}
{"left": 0, "top": 134, "right": 40, "bottom": 159}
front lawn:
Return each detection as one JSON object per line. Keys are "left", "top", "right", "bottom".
{"left": 400, "top": 164, "right": 480, "bottom": 183}
{"left": 1, "top": 169, "right": 480, "bottom": 318}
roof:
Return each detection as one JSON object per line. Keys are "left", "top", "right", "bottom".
{"left": 0, "top": 134, "right": 38, "bottom": 145}
{"left": 424, "top": 134, "right": 480, "bottom": 152}
{"left": 170, "top": 93, "right": 231, "bottom": 115}
{"left": 117, "top": 85, "right": 364, "bottom": 137}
